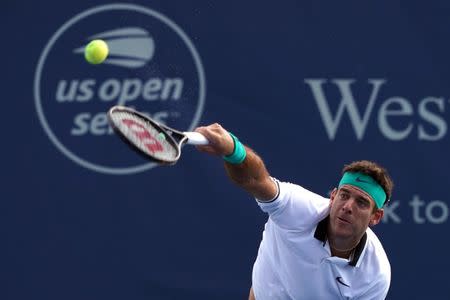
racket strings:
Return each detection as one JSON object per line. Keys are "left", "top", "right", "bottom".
{"left": 110, "top": 111, "right": 178, "bottom": 161}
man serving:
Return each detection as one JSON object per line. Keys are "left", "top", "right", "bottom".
{"left": 195, "top": 123, "right": 393, "bottom": 300}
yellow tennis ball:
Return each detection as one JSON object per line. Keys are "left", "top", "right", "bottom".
{"left": 84, "top": 39, "right": 109, "bottom": 64}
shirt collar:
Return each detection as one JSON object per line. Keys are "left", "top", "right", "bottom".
{"left": 314, "top": 216, "right": 367, "bottom": 267}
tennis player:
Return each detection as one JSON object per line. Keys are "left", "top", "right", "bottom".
{"left": 195, "top": 123, "right": 393, "bottom": 300}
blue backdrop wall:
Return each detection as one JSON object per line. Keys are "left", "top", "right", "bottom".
{"left": 3, "top": 1, "right": 450, "bottom": 299}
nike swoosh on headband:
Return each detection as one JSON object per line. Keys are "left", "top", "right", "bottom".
{"left": 355, "top": 176, "right": 371, "bottom": 184}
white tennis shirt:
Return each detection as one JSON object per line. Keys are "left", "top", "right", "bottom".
{"left": 252, "top": 179, "right": 391, "bottom": 300}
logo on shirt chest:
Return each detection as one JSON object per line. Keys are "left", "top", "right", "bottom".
{"left": 336, "top": 276, "right": 350, "bottom": 287}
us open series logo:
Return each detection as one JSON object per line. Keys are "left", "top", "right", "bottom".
{"left": 34, "top": 3, "right": 206, "bottom": 175}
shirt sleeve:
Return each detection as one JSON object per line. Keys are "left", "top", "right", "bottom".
{"left": 354, "top": 276, "right": 390, "bottom": 300}
{"left": 255, "top": 178, "right": 330, "bottom": 231}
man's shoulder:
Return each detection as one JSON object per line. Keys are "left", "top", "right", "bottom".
{"left": 277, "top": 180, "right": 330, "bottom": 204}
{"left": 363, "top": 228, "right": 391, "bottom": 275}
{"left": 351, "top": 229, "right": 391, "bottom": 298}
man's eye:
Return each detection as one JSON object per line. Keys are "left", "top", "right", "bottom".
{"left": 357, "top": 199, "right": 369, "bottom": 207}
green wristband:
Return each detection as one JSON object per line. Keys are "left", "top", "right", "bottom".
{"left": 223, "top": 132, "right": 247, "bottom": 164}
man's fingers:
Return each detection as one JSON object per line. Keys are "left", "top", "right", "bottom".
{"left": 195, "top": 126, "right": 222, "bottom": 144}
{"left": 194, "top": 123, "right": 233, "bottom": 156}
{"left": 195, "top": 145, "right": 219, "bottom": 155}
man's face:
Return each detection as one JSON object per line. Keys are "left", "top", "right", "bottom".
{"left": 329, "top": 185, "right": 384, "bottom": 241}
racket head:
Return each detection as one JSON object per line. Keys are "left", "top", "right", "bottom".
{"left": 107, "top": 106, "right": 183, "bottom": 164}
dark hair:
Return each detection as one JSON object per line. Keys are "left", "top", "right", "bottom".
{"left": 342, "top": 160, "right": 394, "bottom": 206}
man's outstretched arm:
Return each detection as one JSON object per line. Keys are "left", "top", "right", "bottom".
{"left": 195, "top": 123, "right": 277, "bottom": 201}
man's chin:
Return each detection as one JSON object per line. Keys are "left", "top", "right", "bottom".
{"left": 331, "top": 226, "right": 354, "bottom": 239}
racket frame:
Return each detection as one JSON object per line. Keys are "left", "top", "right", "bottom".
{"left": 107, "top": 106, "right": 189, "bottom": 165}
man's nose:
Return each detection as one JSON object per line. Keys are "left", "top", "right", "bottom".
{"left": 342, "top": 198, "right": 355, "bottom": 213}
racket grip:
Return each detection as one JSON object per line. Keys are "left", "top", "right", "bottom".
{"left": 184, "top": 131, "right": 209, "bottom": 145}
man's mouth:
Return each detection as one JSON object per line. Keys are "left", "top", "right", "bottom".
{"left": 338, "top": 217, "right": 351, "bottom": 224}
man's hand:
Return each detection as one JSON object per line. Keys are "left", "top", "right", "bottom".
{"left": 195, "top": 123, "right": 235, "bottom": 157}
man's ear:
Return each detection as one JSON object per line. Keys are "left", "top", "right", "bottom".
{"left": 369, "top": 209, "right": 384, "bottom": 226}
{"left": 330, "top": 188, "right": 338, "bottom": 204}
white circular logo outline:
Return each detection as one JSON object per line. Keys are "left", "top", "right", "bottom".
{"left": 34, "top": 3, "right": 206, "bottom": 175}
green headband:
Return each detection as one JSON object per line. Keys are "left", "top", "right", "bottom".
{"left": 338, "top": 172, "right": 387, "bottom": 208}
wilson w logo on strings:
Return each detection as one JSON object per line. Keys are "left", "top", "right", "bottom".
{"left": 122, "top": 119, "right": 163, "bottom": 153}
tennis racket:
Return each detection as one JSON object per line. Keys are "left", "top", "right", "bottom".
{"left": 107, "top": 105, "right": 208, "bottom": 165}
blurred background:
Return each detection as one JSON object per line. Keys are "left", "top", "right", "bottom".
{"left": 3, "top": 1, "right": 450, "bottom": 299}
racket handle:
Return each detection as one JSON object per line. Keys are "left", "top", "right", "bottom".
{"left": 184, "top": 131, "right": 209, "bottom": 145}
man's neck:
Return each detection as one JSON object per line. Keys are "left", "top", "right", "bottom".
{"left": 328, "top": 237, "right": 360, "bottom": 259}
{"left": 330, "top": 245, "right": 354, "bottom": 259}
